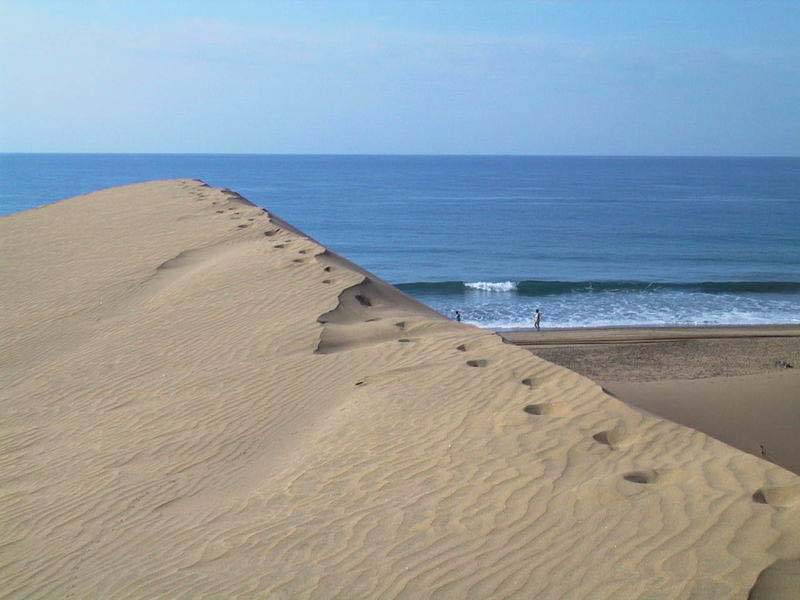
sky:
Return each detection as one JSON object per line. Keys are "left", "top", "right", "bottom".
{"left": 1, "top": 1, "right": 799, "bottom": 155}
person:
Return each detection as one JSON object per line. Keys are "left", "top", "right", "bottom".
{"left": 454, "top": 310, "right": 462, "bottom": 322}
{"left": 533, "top": 308, "right": 542, "bottom": 331}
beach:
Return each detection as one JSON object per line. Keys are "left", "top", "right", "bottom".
{"left": 2, "top": 180, "right": 800, "bottom": 598}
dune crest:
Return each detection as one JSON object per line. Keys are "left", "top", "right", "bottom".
{"left": 1, "top": 180, "right": 799, "bottom": 598}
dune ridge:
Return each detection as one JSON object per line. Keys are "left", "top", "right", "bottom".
{"left": 1, "top": 180, "right": 799, "bottom": 598}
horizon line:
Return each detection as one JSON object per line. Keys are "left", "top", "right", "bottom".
{"left": 2, "top": 152, "right": 800, "bottom": 159}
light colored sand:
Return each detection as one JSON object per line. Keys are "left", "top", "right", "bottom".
{"left": 505, "top": 328, "right": 800, "bottom": 476}
{"left": 2, "top": 180, "right": 800, "bottom": 599}
{"left": 604, "top": 372, "right": 800, "bottom": 475}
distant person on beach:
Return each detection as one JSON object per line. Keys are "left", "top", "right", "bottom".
{"left": 533, "top": 309, "right": 542, "bottom": 331}
{"left": 454, "top": 310, "right": 462, "bottom": 322}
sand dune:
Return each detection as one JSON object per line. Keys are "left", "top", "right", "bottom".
{"left": 506, "top": 327, "right": 800, "bottom": 476}
{"left": 2, "top": 180, "right": 799, "bottom": 598}
{"left": 605, "top": 372, "right": 800, "bottom": 477}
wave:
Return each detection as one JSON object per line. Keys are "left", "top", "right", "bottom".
{"left": 397, "top": 280, "right": 800, "bottom": 297}
{"left": 464, "top": 281, "right": 517, "bottom": 292}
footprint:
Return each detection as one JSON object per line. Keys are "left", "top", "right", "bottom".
{"left": 523, "top": 403, "right": 565, "bottom": 416}
{"left": 274, "top": 244, "right": 285, "bottom": 249}
{"left": 292, "top": 258, "right": 304, "bottom": 263}
{"left": 623, "top": 470, "right": 658, "bottom": 485}
{"left": 264, "top": 230, "right": 278, "bottom": 237}
{"left": 753, "top": 485, "right": 800, "bottom": 507}
{"left": 395, "top": 321, "right": 406, "bottom": 330}
{"left": 298, "top": 250, "right": 307, "bottom": 255}
{"left": 466, "top": 359, "right": 488, "bottom": 368}
{"left": 322, "top": 279, "right": 332, "bottom": 284}
{"left": 354, "top": 294, "right": 372, "bottom": 307}
{"left": 398, "top": 338, "right": 411, "bottom": 343}
{"left": 521, "top": 377, "right": 535, "bottom": 388}
{"left": 237, "top": 224, "right": 249, "bottom": 229}
{"left": 248, "top": 218, "right": 255, "bottom": 222}
{"left": 456, "top": 344, "right": 467, "bottom": 352}
{"left": 365, "top": 318, "right": 380, "bottom": 322}
{"left": 216, "top": 210, "right": 224, "bottom": 214}
{"left": 323, "top": 266, "right": 333, "bottom": 272}
{"left": 593, "top": 424, "right": 636, "bottom": 450}
{"left": 355, "top": 381, "right": 365, "bottom": 387}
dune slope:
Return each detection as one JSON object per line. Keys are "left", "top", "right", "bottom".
{"left": 1, "top": 180, "right": 799, "bottom": 599}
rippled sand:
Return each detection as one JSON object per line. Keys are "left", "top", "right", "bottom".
{"left": 1, "top": 180, "right": 799, "bottom": 598}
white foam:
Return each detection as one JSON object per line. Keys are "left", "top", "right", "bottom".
{"left": 464, "top": 281, "right": 517, "bottom": 292}
{"left": 426, "top": 288, "right": 800, "bottom": 330}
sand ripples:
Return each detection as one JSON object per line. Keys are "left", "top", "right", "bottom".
{"left": 1, "top": 180, "right": 799, "bottom": 598}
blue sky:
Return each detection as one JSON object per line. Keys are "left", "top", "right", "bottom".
{"left": 1, "top": 1, "right": 799, "bottom": 154}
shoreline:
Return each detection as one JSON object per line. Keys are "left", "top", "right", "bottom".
{"left": 499, "top": 323, "right": 800, "bottom": 346}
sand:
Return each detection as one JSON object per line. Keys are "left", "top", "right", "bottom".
{"left": 2, "top": 180, "right": 800, "bottom": 598}
{"left": 505, "top": 327, "right": 800, "bottom": 476}
{"left": 502, "top": 326, "right": 800, "bottom": 381}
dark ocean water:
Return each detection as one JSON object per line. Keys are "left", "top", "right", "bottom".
{"left": 2, "top": 154, "right": 799, "bottom": 328}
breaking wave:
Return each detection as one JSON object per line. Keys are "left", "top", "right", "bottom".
{"left": 397, "top": 280, "right": 800, "bottom": 297}
{"left": 464, "top": 281, "right": 517, "bottom": 292}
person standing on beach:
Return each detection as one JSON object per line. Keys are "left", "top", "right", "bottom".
{"left": 533, "top": 309, "right": 542, "bottom": 331}
{"left": 454, "top": 310, "right": 462, "bottom": 322}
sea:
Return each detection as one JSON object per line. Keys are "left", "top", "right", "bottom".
{"left": 2, "top": 154, "right": 799, "bottom": 329}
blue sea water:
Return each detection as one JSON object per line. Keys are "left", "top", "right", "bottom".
{"left": 2, "top": 154, "right": 799, "bottom": 328}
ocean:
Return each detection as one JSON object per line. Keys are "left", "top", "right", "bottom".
{"left": 2, "top": 154, "right": 799, "bottom": 329}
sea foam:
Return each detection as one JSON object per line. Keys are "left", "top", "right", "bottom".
{"left": 464, "top": 281, "right": 517, "bottom": 292}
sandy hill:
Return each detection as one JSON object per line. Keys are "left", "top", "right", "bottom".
{"left": 1, "top": 180, "right": 799, "bottom": 599}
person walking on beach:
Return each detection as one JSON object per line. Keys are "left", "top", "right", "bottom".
{"left": 533, "top": 308, "right": 542, "bottom": 331}
{"left": 454, "top": 310, "right": 462, "bottom": 322}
